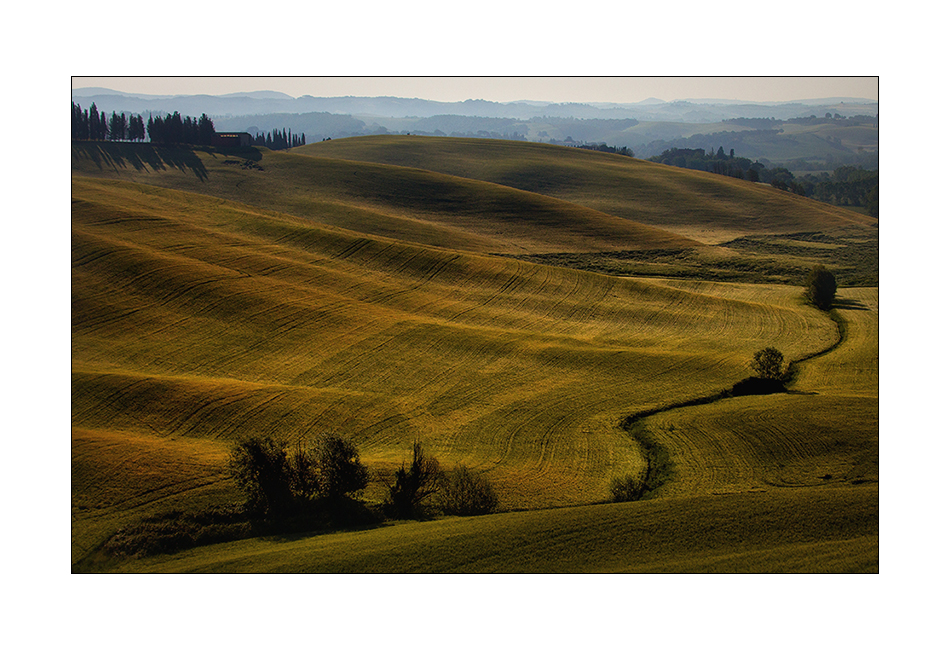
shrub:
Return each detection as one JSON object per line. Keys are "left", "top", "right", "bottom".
{"left": 384, "top": 442, "right": 443, "bottom": 519}
{"left": 610, "top": 474, "right": 646, "bottom": 502}
{"left": 750, "top": 347, "right": 786, "bottom": 382}
{"left": 229, "top": 435, "right": 299, "bottom": 517}
{"left": 805, "top": 264, "right": 837, "bottom": 310}
{"left": 228, "top": 433, "right": 367, "bottom": 517}
{"left": 438, "top": 464, "right": 499, "bottom": 516}
{"left": 314, "top": 434, "right": 369, "bottom": 500}
{"left": 102, "top": 506, "right": 252, "bottom": 559}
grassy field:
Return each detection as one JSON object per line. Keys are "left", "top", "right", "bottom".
{"left": 109, "top": 485, "right": 877, "bottom": 573}
{"left": 72, "top": 137, "right": 877, "bottom": 572}
{"left": 611, "top": 281, "right": 877, "bottom": 511}
{"left": 293, "top": 135, "right": 878, "bottom": 243}
{"left": 72, "top": 139, "right": 878, "bottom": 286}
{"left": 72, "top": 141, "right": 696, "bottom": 255}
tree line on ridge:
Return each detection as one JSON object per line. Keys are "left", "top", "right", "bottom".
{"left": 649, "top": 146, "right": 878, "bottom": 217}
{"left": 71, "top": 101, "right": 304, "bottom": 150}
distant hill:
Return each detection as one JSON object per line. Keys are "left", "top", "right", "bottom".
{"left": 71, "top": 87, "right": 877, "bottom": 123}
{"left": 72, "top": 137, "right": 878, "bottom": 285}
{"left": 294, "top": 136, "right": 878, "bottom": 243}
{"left": 70, "top": 139, "right": 698, "bottom": 255}
{"left": 71, "top": 88, "right": 877, "bottom": 168}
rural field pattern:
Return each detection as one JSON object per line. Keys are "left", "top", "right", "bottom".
{"left": 72, "top": 137, "right": 878, "bottom": 571}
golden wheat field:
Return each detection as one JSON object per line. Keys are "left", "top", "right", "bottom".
{"left": 71, "top": 137, "right": 878, "bottom": 572}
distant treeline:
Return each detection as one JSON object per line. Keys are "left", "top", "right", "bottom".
{"left": 72, "top": 101, "right": 304, "bottom": 150}
{"left": 72, "top": 101, "right": 218, "bottom": 145}
{"left": 72, "top": 101, "right": 147, "bottom": 142}
{"left": 251, "top": 128, "right": 305, "bottom": 149}
{"left": 723, "top": 114, "right": 878, "bottom": 128}
{"left": 650, "top": 147, "right": 878, "bottom": 217}
{"left": 795, "top": 167, "right": 879, "bottom": 217}
{"left": 146, "top": 112, "right": 217, "bottom": 145}
{"left": 649, "top": 147, "right": 770, "bottom": 182}
{"left": 574, "top": 142, "right": 634, "bottom": 156}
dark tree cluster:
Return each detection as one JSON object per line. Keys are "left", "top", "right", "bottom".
{"left": 649, "top": 146, "right": 766, "bottom": 182}
{"left": 721, "top": 117, "right": 782, "bottom": 128}
{"left": 72, "top": 102, "right": 146, "bottom": 142}
{"left": 146, "top": 112, "right": 217, "bottom": 146}
{"left": 228, "top": 433, "right": 368, "bottom": 518}
{"left": 228, "top": 435, "right": 499, "bottom": 524}
{"left": 575, "top": 142, "right": 634, "bottom": 156}
{"left": 252, "top": 128, "right": 306, "bottom": 150}
{"left": 784, "top": 114, "right": 878, "bottom": 127}
{"left": 724, "top": 114, "right": 878, "bottom": 128}
{"left": 649, "top": 146, "right": 878, "bottom": 216}
{"left": 383, "top": 442, "right": 498, "bottom": 519}
{"left": 794, "top": 167, "right": 879, "bottom": 217}
{"left": 72, "top": 101, "right": 217, "bottom": 146}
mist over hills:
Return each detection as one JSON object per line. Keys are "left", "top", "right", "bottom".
{"left": 72, "top": 87, "right": 877, "bottom": 122}
{"left": 71, "top": 87, "right": 878, "bottom": 168}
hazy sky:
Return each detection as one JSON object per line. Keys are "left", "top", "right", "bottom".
{"left": 72, "top": 77, "right": 877, "bottom": 104}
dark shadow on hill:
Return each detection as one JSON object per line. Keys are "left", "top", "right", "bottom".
{"left": 832, "top": 297, "right": 868, "bottom": 311}
{"left": 720, "top": 232, "right": 879, "bottom": 287}
{"left": 72, "top": 498, "right": 386, "bottom": 572}
{"left": 72, "top": 141, "right": 210, "bottom": 181}
{"left": 211, "top": 145, "right": 262, "bottom": 162}
{"left": 507, "top": 238, "right": 878, "bottom": 287}
{"left": 728, "top": 377, "right": 788, "bottom": 397}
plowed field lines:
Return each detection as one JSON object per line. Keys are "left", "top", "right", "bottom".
{"left": 72, "top": 177, "right": 859, "bottom": 515}
{"left": 630, "top": 286, "right": 877, "bottom": 498}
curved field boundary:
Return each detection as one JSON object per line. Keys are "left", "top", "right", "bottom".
{"left": 72, "top": 177, "right": 850, "bottom": 525}
{"left": 618, "top": 288, "right": 876, "bottom": 498}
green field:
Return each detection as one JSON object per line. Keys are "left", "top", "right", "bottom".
{"left": 72, "top": 137, "right": 878, "bottom": 572}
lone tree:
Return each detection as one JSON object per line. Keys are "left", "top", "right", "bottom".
{"left": 750, "top": 347, "right": 786, "bottom": 381}
{"left": 384, "top": 442, "right": 443, "bottom": 519}
{"left": 805, "top": 265, "right": 837, "bottom": 310}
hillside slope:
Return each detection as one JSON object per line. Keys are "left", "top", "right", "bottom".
{"left": 72, "top": 136, "right": 876, "bottom": 572}
{"left": 295, "top": 136, "right": 878, "bottom": 243}
{"left": 113, "top": 485, "right": 877, "bottom": 573}
{"left": 71, "top": 142, "right": 696, "bottom": 255}
{"left": 72, "top": 176, "right": 848, "bottom": 565}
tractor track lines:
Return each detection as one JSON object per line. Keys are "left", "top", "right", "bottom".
{"left": 72, "top": 176, "right": 874, "bottom": 518}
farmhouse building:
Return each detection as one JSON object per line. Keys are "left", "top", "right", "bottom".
{"left": 215, "top": 132, "right": 252, "bottom": 147}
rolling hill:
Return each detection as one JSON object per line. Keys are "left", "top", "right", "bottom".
{"left": 71, "top": 141, "right": 697, "bottom": 255}
{"left": 71, "top": 137, "right": 877, "bottom": 572}
{"left": 293, "top": 136, "right": 878, "bottom": 243}
{"left": 110, "top": 485, "right": 878, "bottom": 573}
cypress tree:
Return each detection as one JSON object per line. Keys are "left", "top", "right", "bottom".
{"left": 89, "top": 103, "right": 100, "bottom": 139}
{"left": 71, "top": 102, "right": 81, "bottom": 139}
{"left": 80, "top": 106, "right": 90, "bottom": 139}
{"left": 198, "top": 113, "right": 215, "bottom": 145}
{"left": 804, "top": 265, "right": 837, "bottom": 310}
